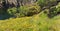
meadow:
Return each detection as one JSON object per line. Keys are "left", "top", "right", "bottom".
{"left": 0, "top": 11, "right": 60, "bottom": 31}
{"left": 0, "top": 0, "right": 60, "bottom": 31}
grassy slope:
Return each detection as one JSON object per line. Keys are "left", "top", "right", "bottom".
{"left": 0, "top": 11, "right": 60, "bottom": 31}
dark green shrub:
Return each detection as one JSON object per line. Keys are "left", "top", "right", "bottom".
{"left": 7, "top": 3, "right": 41, "bottom": 17}
{"left": 19, "top": 3, "right": 41, "bottom": 16}
{"left": 49, "top": 6, "right": 57, "bottom": 17}
{"left": 56, "top": 2, "right": 60, "bottom": 14}
{"left": 47, "top": 3, "right": 60, "bottom": 18}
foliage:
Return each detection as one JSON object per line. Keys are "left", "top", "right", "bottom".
{"left": 7, "top": 7, "right": 17, "bottom": 15}
{"left": 7, "top": 3, "right": 41, "bottom": 17}
{"left": 0, "top": 0, "right": 60, "bottom": 31}
{"left": 0, "top": 11, "right": 48, "bottom": 31}
{"left": 56, "top": 2, "right": 60, "bottom": 13}
{"left": 19, "top": 3, "right": 40, "bottom": 16}
{"left": 0, "top": 11, "right": 60, "bottom": 31}
{"left": 37, "top": 0, "right": 47, "bottom": 7}
{"left": 37, "top": 0, "right": 57, "bottom": 7}
{"left": 47, "top": 3, "right": 60, "bottom": 18}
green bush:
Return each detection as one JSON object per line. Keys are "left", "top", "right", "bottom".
{"left": 50, "top": 2, "right": 60, "bottom": 15}
{"left": 19, "top": 4, "right": 41, "bottom": 16}
{"left": 7, "top": 7, "right": 17, "bottom": 15}
{"left": 56, "top": 2, "right": 60, "bottom": 13}
{"left": 7, "top": 3, "right": 41, "bottom": 17}
{"left": 47, "top": 3, "right": 60, "bottom": 18}
{"left": 49, "top": 6, "right": 57, "bottom": 17}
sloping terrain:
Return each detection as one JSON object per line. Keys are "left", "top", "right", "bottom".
{"left": 0, "top": 11, "right": 60, "bottom": 31}
{"left": 0, "top": 0, "right": 60, "bottom": 31}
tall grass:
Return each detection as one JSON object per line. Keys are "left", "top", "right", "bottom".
{"left": 0, "top": 11, "right": 60, "bottom": 31}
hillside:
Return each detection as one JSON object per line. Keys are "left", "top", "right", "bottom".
{"left": 0, "top": 11, "right": 60, "bottom": 31}
{"left": 0, "top": 0, "right": 60, "bottom": 31}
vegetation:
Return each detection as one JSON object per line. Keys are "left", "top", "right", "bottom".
{"left": 0, "top": 0, "right": 60, "bottom": 31}
{"left": 0, "top": 11, "right": 60, "bottom": 31}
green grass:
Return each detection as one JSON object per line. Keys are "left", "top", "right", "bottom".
{"left": 0, "top": 11, "right": 60, "bottom": 31}
{"left": 48, "top": 15, "right": 60, "bottom": 31}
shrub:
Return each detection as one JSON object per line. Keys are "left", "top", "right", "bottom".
{"left": 7, "top": 3, "right": 41, "bottom": 17}
{"left": 47, "top": 3, "right": 60, "bottom": 18}
{"left": 56, "top": 2, "right": 60, "bottom": 13}
{"left": 7, "top": 7, "right": 17, "bottom": 15}
{"left": 49, "top": 6, "right": 57, "bottom": 17}
{"left": 19, "top": 3, "right": 41, "bottom": 16}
